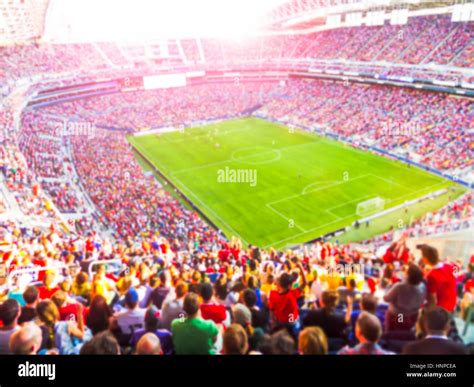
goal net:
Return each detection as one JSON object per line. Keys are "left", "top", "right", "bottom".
{"left": 356, "top": 197, "right": 386, "bottom": 216}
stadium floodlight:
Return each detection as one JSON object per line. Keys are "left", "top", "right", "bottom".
{"left": 44, "top": 0, "right": 288, "bottom": 42}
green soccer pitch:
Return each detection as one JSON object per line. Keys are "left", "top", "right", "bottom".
{"left": 128, "top": 117, "right": 464, "bottom": 250}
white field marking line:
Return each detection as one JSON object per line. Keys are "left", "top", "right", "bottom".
{"left": 384, "top": 181, "right": 448, "bottom": 205}
{"left": 325, "top": 194, "right": 375, "bottom": 219}
{"left": 266, "top": 174, "right": 371, "bottom": 207}
{"left": 134, "top": 141, "right": 249, "bottom": 244}
{"left": 171, "top": 140, "right": 320, "bottom": 175}
{"left": 326, "top": 194, "right": 375, "bottom": 212}
{"left": 324, "top": 209, "right": 343, "bottom": 220}
{"left": 262, "top": 212, "right": 356, "bottom": 249}
{"left": 264, "top": 177, "right": 376, "bottom": 235}
{"left": 264, "top": 181, "right": 452, "bottom": 249}
{"left": 171, "top": 174, "right": 248, "bottom": 245}
{"left": 231, "top": 148, "right": 282, "bottom": 165}
{"left": 301, "top": 181, "right": 340, "bottom": 195}
{"left": 367, "top": 173, "right": 414, "bottom": 191}
{"left": 265, "top": 203, "right": 307, "bottom": 233}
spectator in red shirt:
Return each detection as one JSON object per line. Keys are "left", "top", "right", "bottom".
{"left": 268, "top": 262, "right": 307, "bottom": 336}
{"left": 418, "top": 244, "right": 457, "bottom": 313}
{"left": 199, "top": 283, "right": 228, "bottom": 326}
{"left": 37, "top": 270, "right": 59, "bottom": 300}
{"left": 51, "top": 290, "right": 85, "bottom": 329}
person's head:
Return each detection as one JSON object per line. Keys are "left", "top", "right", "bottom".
{"left": 277, "top": 272, "right": 293, "bottom": 292}
{"left": 51, "top": 290, "right": 67, "bottom": 309}
{"left": 88, "top": 295, "right": 112, "bottom": 331}
{"left": 60, "top": 279, "right": 72, "bottom": 294}
{"left": 9, "top": 323, "right": 42, "bottom": 354}
{"left": 361, "top": 293, "right": 378, "bottom": 314}
{"left": 232, "top": 303, "right": 252, "bottom": 327}
{"left": 80, "top": 331, "right": 120, "bottom": 355}
{"left": 348, "top": 278, "right": 357, "bottom": 291}
{"left": 125, "top": 288, "right": 139, "bottom": 310}
{"left": 183, "top": 293, "right": 200, "bottom": 317}
{"left": 0, "top": 299, "right": 20, "bottom": 327}
{"left": 418, "top": 244, "right": 439, "bottom": 266}
{"left": 144, "top": 306, "right": 160, "bottom": 331}
{"left": 271, "top": 329, "right": 296, "bottom": 355}
{"left": 242, "top": 288, "right": 257, "bottom": 308}
{"left": 423, "top": 306, "right": 451, "bottom": 336}
{"left": 175, "top": 281, "right": 188, "bottom": 299}
{"left": 320, "top": 291, "right": 339, "bottom": 312}
{"left": 23, "top": 286, "right": 39, "bottom": 306}
{"left": 199, "top": 282, "right": 213, "bottom": 303}
{"left": 406, "top": 264, "right": 424, "bottom": 286}
{"left": 298, "top": 327, "right": 328, "bottom": 355}
{"left": 43, "top": 270, "right": 56, "bottom": 288}
{"left": 136, "top": 333, "right": 162, "bottom": 355}
{"left": 191, "top": 271, "right": 201, "bottom": 284}
{"left": 266, "top": 273, "right": 274, "bottom": 285}
{"left": 75, "top": 272, "right": 88, "bottom": 286}
{"left": 36, "top": 300, "right": 59, "bottom": 327}
{"left": 95, "top": 264, "right": 106, "bottom": 279}
{"left": 355, "top": 312, "right": 382, "bottom": 344}
{"left": 248, "top": 275, "right": 258, "bottom": 289}
{"left": 223, "top": 324, "right": 248, "bottom": 355}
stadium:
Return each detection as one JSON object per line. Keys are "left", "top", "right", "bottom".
{"left": 0, "top": 0, "right": 473, "bottom": 371}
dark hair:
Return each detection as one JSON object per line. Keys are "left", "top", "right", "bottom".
{"left": 248, "top": 276, "right": 258, "bottom": 289}
{"left": 23, "top": 286, "right": 39, "bottom": 305}
{"left": 145, "top": 309, "right": 160, "bottom": 332}
{"left": 0, "top": 299, "right": 20, "bottom": 326}
{"left": 214, "top": 279, "right": 228, "bottom": 300}
{"left": 357, "top": 312, "right": 382, "bottom": 343}
{"left": 86, "top": 295, "right": 112, "bottom": 335}
{"left": 242, "top": 289, "right": 257, "bottom": 308}
{"left": 51, "top": 291, "right": 67, "bottom": 309}
{"left": 407, "top": 264, "right": 424, "bottom": 286}
{"left": 175, "top": 282, "right": 188, "bottom": 298}
{"left": 199, "top": 283, "right": 213, "bottom": 302}
{"left": 321, "top": 291, "right": 339, "bottom": 311}
{"left": 80, "top": 331, "right": 120, "bottom": 355}
{"left": 278, "top": 272, "right": 293, "bottom": 290}
{"left": 75, "top": 272, "right": 88, "bottom": 285}
{"left": 183, "top": 293, "right": 200, "bottom": 316}
{"left": 361, "top": 294, "right": 378, "bottom": 314}
{"left": 417, "top": 244, "right": 439, "bottom": 265}
{"left": 271, "top": 329, "right": 296, "bottom": 355}
{"left": 424, "top": 306, "right": 450, "bottom": 333}
{"left": 257, "top": 334, "right": 273, "bottom": 355}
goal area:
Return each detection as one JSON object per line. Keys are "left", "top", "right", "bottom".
{"left": 356, "top": 197, "right": 386, "bottom": 216}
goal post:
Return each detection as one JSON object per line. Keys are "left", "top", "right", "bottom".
{"left": 356, "top": 197, "right": 386, "bottom": 216}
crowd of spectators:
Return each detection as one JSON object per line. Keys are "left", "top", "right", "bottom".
{"left": 0, "top": 219, "right": 471, "bottom": 355}
{"left": 1, "top": 14, "right": 472, "bottom": 89}
{"left": 0, "top": 14, "right": 472, "bottom": 357}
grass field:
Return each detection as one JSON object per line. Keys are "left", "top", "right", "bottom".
{"left": 129, "top": 117, "right": 463, "bottom": 249}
